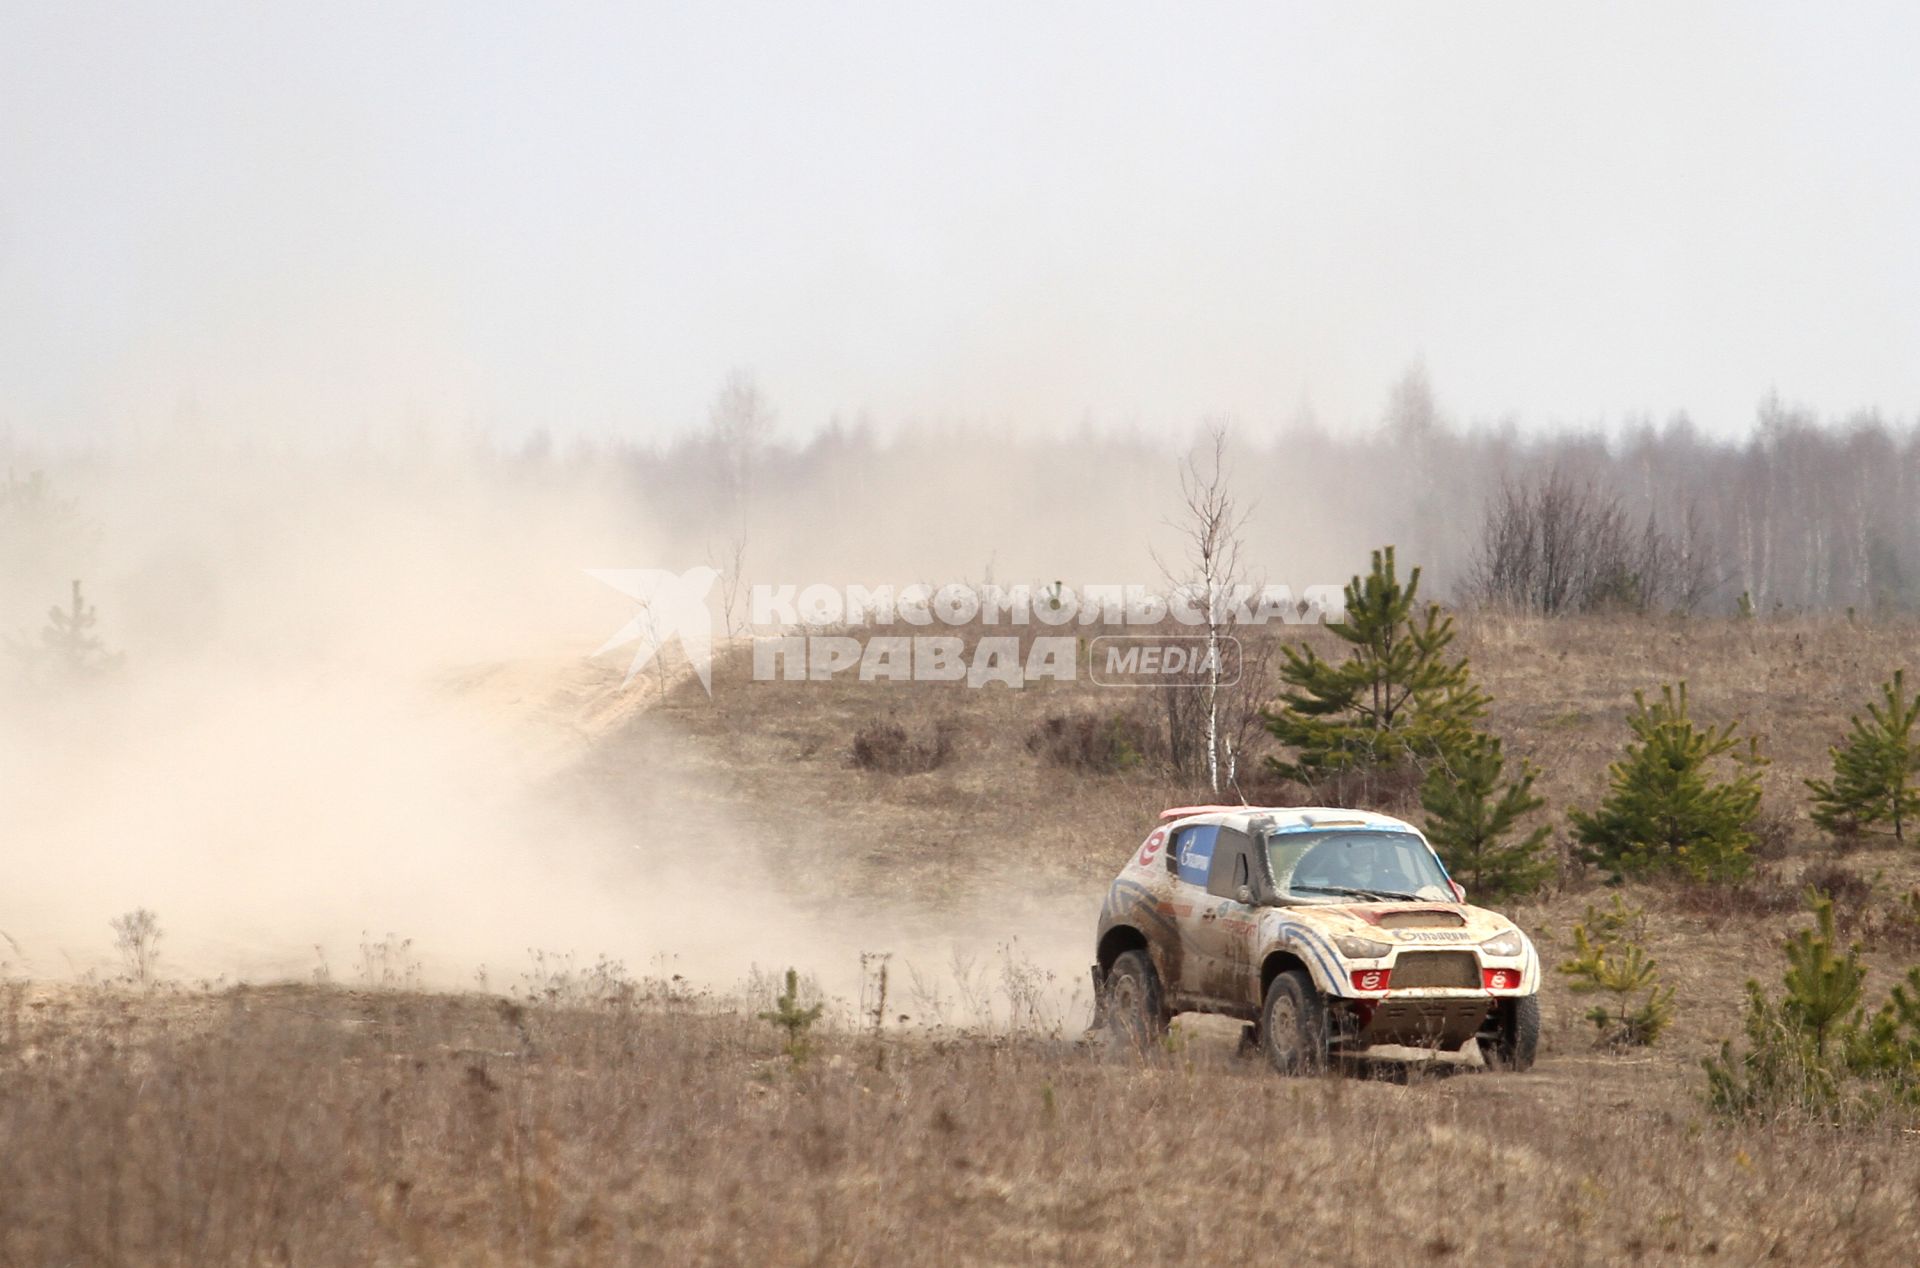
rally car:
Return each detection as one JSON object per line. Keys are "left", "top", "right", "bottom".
{"left": 1092, "top": 805, "right": 1540, "bottom": 1073}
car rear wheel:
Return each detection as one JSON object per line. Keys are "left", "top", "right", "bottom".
{"left": 1482, "top": 994, "right": 1540, "bottom": 1072}
{"left": 1103, "top": 951, "right": 1168, "bottom": 1051}
{"left": 1260, "top": 969, "right": 1328, "bottom": 1075}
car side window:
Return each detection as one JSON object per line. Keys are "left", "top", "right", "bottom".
{"left": 1173, "top": 825, "right": 1219, "bottom": 886}
{"left": 1206, "top": 828, "right": 1255, "bottom": 900}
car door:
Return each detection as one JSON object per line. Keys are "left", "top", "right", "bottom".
{"left": 1167, "top": 823, "right": 1222, "bottom": 1001}
{"left": 1191, "top": 828, "right": 1262, "bottom": 1007}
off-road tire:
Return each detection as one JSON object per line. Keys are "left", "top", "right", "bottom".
{"left": 1103, "top": 951, "right": 1168, "bottom": 1051}
{"left": 1483, "top": 994, "right": 1540, "bottom": 1072}
{"left": 1260, "top": 969, "right": 1328, "bottom": 1075}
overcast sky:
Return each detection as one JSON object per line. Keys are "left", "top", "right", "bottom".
{"left": 4, "top": 2, "right": 1917, "bottom": 445}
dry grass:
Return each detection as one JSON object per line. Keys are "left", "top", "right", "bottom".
{"left": 651, "top": 635, "right": 1180, "bottom": 895}
{"left": 653, "top": 612, "right": 1920, "bottom": 897}
{"left": 7, "top": 981, "right": 1920, "bottom": 1267}
{"left": 1460, "top": 612, "right": 1920, "bottom": 831}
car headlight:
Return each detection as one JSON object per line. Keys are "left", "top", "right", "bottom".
{"left": 1334, "top": 934, "right": 1393, "bottom": 959}
{"left": 1480, "top": 930, "right": 1524, "bottom": 957}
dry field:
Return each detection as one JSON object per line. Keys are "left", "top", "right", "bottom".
{"left": 5, "top": 979, "right": 1919, "bottom": 1267}
{"left": 10, "top": 612, "right": 1920, "bottom": 1264}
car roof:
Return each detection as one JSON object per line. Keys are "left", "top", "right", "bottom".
{"left": 1158, "top": 805, "right": 1421, "bottom": 836}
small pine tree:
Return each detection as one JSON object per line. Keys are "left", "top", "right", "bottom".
{"left": 1419, "top": 733, "right": 1552, "bottom": 900}
{"left": 46, "top": 580, "right": 106, "bottom": 671}
{"left": 1704, "top": 979, "right": 1840, "bottom": 1120}
{"left": 1557, "top": 895, "right": 1674, "bottom": 1047}
{"left": 1265, "top": 547, "right": 1487, "bottom": 797}
{"left": 1807, "top": 670, "right": 1920, "bottom": 844}
{"left": 1704, "top": 892, "right": 1866, "bottom": 1119}
{"left": 1779, "top": 890, "right": 1867, "bottom": 1059}
{"left": 11, "top": 579, "right": 119, "bottom": 682}
{"left": 1569, "top": 683, "right": 1765, "bottom": 882}
{"left": 758, "top": 967, "right": 823, "bottom": 1064}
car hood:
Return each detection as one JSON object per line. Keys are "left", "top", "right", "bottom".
{"left": 1277, "top": 901, "right": 1521, "bottom": 945}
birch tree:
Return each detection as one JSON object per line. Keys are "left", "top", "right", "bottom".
{"left": 1157, "top": 425, "right": 1250, "bottom": 794}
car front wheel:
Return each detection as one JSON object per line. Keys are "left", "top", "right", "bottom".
{"left": 1260, "top": 969, "right": 1328, "bottom": 1075}
{"left": 1481, "top": 994, "right": 1540, "bottom": 1072}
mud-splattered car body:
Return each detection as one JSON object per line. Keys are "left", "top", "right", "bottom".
{"left": 1092, "top": 805, "right": 1541, "bottom": 1070}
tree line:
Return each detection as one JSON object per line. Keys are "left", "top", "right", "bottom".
{"left": 9, "top": 371, "right": 1920, "bottom": 622}
{"left": 657, "top": 382, "right": 1920, "bottom": 617}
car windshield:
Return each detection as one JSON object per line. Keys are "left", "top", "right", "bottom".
{"left": 1266, "top": 829, "right": 1452, "bottom": 902}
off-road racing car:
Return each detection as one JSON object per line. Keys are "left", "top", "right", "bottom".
{"left": 1092, "top": 805, "right": 1540, "bottom": 1073}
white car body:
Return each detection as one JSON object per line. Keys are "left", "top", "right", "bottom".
{"left": 1093, "top": 805, "right": 1542, "bottom": 1063}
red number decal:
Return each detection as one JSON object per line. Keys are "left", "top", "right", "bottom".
{"left": 1136, "top": 830, "right": 1167, "bottom": 868}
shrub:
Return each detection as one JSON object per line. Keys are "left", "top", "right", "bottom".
{"left": 1746, "top": 804, "right": 1798, "bottom": 860}
{"left": 1557, "top": 896, "right": 1674, "bottom": 1048}
{"left": 1026, "top": 710, "right": 1156, "bottom": 773}
{"left": 1806, "top": 670, "right": 1920, "bottom": 844}
{"left": 851, "top": 717, "right": 958, "bottom": 774}
{"left": 1419, "top": 733, "right": 1552, "bottom": 901}
{"left": 1569, "top": 683, "right": 1765, "bottom": 882}
{"left": 109, "top": 908, "right": 163, "bottom": 988}
{"left": 1867, "top": 889, "right": 1920, "bottom": 955}
{"left": 1467, "top": 471, "right": 1716, "bottom": 615}
{"left": 1669, "top": 866, "right": 1801, "bottom": 922}
{"left": 1800, "top": 860, "right": 1875, "bottom": 937}
{"left": 1848, "top": 968, "right": 1920, "bottom": 1093}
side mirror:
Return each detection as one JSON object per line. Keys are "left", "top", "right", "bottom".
{"left": 1448, "top": 879, "right": 1467, "bottom": 903}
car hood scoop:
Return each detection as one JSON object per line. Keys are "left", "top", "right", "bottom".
{"left": 1373, "top": 910, "right": 1467, "bottom": 929}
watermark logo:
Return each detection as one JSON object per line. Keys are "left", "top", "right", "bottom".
{"left": 586, "top": 567, "right": 718, "bottom": 693}
{"left": 747, "top": 582, "right": 1340, "bottom": 629}
{"left": 587, "top": 577, "right": 1341, "bottom": 695}
{"left": 1088, "top": 635, "right": 1243, "bottom": 688}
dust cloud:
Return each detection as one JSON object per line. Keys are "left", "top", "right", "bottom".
{"left": 0, "top": 436, "right": 1117, "bottom": 1021}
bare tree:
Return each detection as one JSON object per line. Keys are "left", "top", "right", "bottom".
{"left": 707, "top": 532, "right": 750, "bottom": 638}
{"left": 706, "top": 370, "right": 776, "bottom": 521}
{"left": 1155, "top": 425, "right": 1253, "bottom": 794}
{"left": 1467, "top": 470, "right": 1722, "bottom": 615}
{"left": 1218, "top": 631, "right": 1277, "bottom": 800}
{"left": 1667, "top": 500, "right": 1723, "bottom": 613}
{"left": 110, "top": 908, "right": 163, "bottom": 988}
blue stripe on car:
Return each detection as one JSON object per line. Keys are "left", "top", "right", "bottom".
{"left": 1277, "top": 920, "right": 1347, "bottom": 996}
{"left": 1106, "top": 878, "right": 1177, "bottom": 937}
